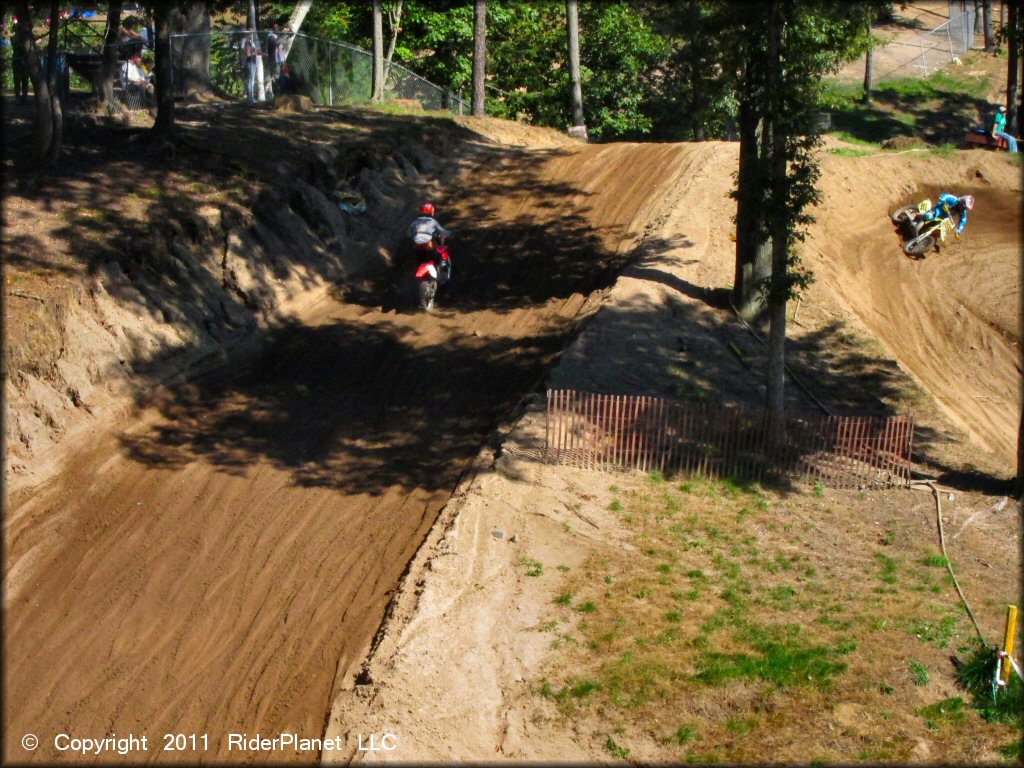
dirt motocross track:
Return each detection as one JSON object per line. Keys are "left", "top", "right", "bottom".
{"left": 3, "top": 103, "right": 1021, "bottom": 764}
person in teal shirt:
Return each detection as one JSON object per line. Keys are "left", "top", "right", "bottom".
{"left": 992, "top": 105, "right": 1018, "bottom": 153}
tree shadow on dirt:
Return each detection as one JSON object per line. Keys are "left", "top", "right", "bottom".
{"left": 117, "top": 313, "right": 568, "bottom": 494}
{"left": 552, "top": 233, "right": 1013, "bottom": 494}
{"left": 340, "top": 143, "right": 629, "bottom": 315}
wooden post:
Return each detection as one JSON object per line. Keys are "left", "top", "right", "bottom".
{"left": 1002, "top": 605, "right": 1018, "bottom": 685}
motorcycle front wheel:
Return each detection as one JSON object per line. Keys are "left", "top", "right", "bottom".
{"left": 418, "top": 278, "right": 437, "bottom": 312}
{"left": 904, "top": 235, "right": 934, "bottom": 257}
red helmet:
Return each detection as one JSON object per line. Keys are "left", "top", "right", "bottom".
{"left": 420, "top": 202, "right": 436, "bottom": 217}
{"left": 960, "top": 195, "right": 974, "bottom": 210}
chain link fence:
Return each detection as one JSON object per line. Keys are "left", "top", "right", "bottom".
{"left": 874, "top": 8, "right": 977, "bottom": 81}
{"left": 170, "top": 30, "right": 466, "bottom": 114}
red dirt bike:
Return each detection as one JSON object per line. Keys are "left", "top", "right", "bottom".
{"left": 412, "top": 234, "right": 452, "bottom": 312}
{"left": 890, "top": 199, "right": 958, "bottom": 258}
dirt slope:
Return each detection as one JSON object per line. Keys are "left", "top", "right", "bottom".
{"left": 808, "top": 151, "right": 1021, "bottom": 468}
{"left": 4, "top": 106, "right": 1020, "bottom": 764}
{"left": 323, "top": 133, "right": 1022, "bottom": 762}
{"left": 3, "top": 121, "right": 697, "bottom": 763}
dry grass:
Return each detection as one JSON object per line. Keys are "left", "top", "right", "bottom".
{"left": 532, "top": 472, "right": 1020, "bottom": 762}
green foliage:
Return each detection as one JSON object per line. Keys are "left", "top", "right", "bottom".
{"left": 917, "top": 696, "right": 967, "bottom": 729}
{"left": 954, "top": 642, "right": 1024, "bottom": 724}
{"left": 875, "top": 552, "right": 898, "bottom": 584}
{"left": 667, "top": 724, "right": 697, "bottom": 745}
{"left": 906, "top": 614, "right": 958, "bottom": 648}
{"left": 694, "top": 624, "right": 852, "bottom": 688}
{"left": 604, "top": 737, "right": 630, "bottom": 758}
{"left": 522, "top": 557, "right": 544, "bottom": 577}
{"left": 909, "top": 659, "right": 930, "bottom": 685}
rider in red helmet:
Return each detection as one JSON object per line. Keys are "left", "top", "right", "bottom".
{"left": 407, "top": 201, "right": 453, "bottom": 265}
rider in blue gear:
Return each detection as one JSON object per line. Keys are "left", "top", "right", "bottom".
{"left": 923, "top": 193, "right": 974, "bottom": 235}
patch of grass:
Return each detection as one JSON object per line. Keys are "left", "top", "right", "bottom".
{"left": 906, "top": 614, "right": 958, "bottom": 648}
{"left": 693, "top": 626, "right": 851, "bottom": 689}
{"left": 646, "top": 470, "right": 666, "bottom": 485}
{"left": 554, "top": 591, "right": 574, "bottom": 606}
{"left": 576, "top": 601, "right": 598, "bottom": 614}
{"left": 604, "top": 737, "right": 630, "bottom": 759}
{"left": 569, "top": 680, "right": 600, "bottom": 698}
{"left": 609, "top": 499, "right": 624, "bottom": 512}
{"left": 719, "top": 475, "right": 758, "bottom": 498}
{"left": 919, "top": 554, "right": 949, "bottom": 568}
{"left": 909, "top": 660, "right": 930, "bottom": 686}
{"left": 917, "top": 696, "right": 967, "bottom": 729}
{"left": 875, "top": 552, "right": 898, "bottom": 584}
{"left": 522, "top": 557, "right": 544, "bottom": 577}
{"left": 665, "top": 724, "right": 697, "bottom": 746}
{"left": 768, "top": 585, "right": 797, "bottom": 609}
{"left": 829, "top": 147, "right": 874, "bottom": 157}
{"left": 1000, "top": 738, "right": 1023, "bottom": 761}
{"left": 929, "top": 142, "right": 959, "bottom": 158}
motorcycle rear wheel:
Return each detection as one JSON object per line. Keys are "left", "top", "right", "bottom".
{"left": 904, "top": 235, "right": 934, "bottom": 257}
{"left": 418, "top": 278, "right": 437, "bottom": 312}
{"left": 891, "top": 205, "right": 919, "bottom": 225}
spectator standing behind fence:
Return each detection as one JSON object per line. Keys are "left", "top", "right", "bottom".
{"left": 265, "top": 23, "right": 282, "bottom": 83}
{"left": 992, "top": 105, "right": 1018, "bottom": 153}
{"left": 9, "top": 17, "right": 30, "bottom": 102}
{"left": 241, "top": 26, "right": 261, "bottom": 103}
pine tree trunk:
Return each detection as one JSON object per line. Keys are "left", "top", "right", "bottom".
{"left": 984, "top": 0, "right": 995, "bottom": 50}
{"left": 97, "top": 1, "right": 123, "bottom": 108}
{"left": 732, "top": 98, "right": 771, "bottom": 321}
{"left": 765, "top": 0, "right": 786, "bottom": 451}
{"left": 20, "top": 0, "right": 64, "bottom": 168}
{"left": 472, "top": 0, "right": 486, "bottom": 116}
{"left": 152, "top": 2, "right": 176, "bottom": 139}
{"left": 171, "top": 3, "right": 211, "bottom": 98}
{"left": 862, "top": 19, "right": 873, "bottom": 105}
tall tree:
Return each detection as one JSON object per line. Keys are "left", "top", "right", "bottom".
{"left": 152, "top": 1, "right": 176, "bottom": 140}
{"left": 384, "top": 0, "right": 404, "bottom": 79}
{"left": 566, "top": 0, "right": 587, "bottom": 138}
{"left": 14, "top": 0, "right": 63, "bottom": 168}
{"left": 372, "top": 0, "right": 384, "bottom": 101}
{"left": 984, "top": 0, "right": 995, "bottom": 51}
{"left": 861, "top": 14, "right": 874, "bottom": 105}
{"left": 765, "top": 0, "right": 789, "bottom": 443}
{"left": 728, "top": 0, "right": 863, "bottom": 443}
{"left": 171, "top": 2, "right": 211, "bottom": 98}
{"left": 472, "top": 0, "right": 486, "bottom": 116}
{"left": 97, "top": 1, "right": 124, "bottom": 110}
{"left": 730, "top": 2, "right": 773, "bottom": 321}
{"left": 1008, "top": 0, "right": 1021, "bottom": 134}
